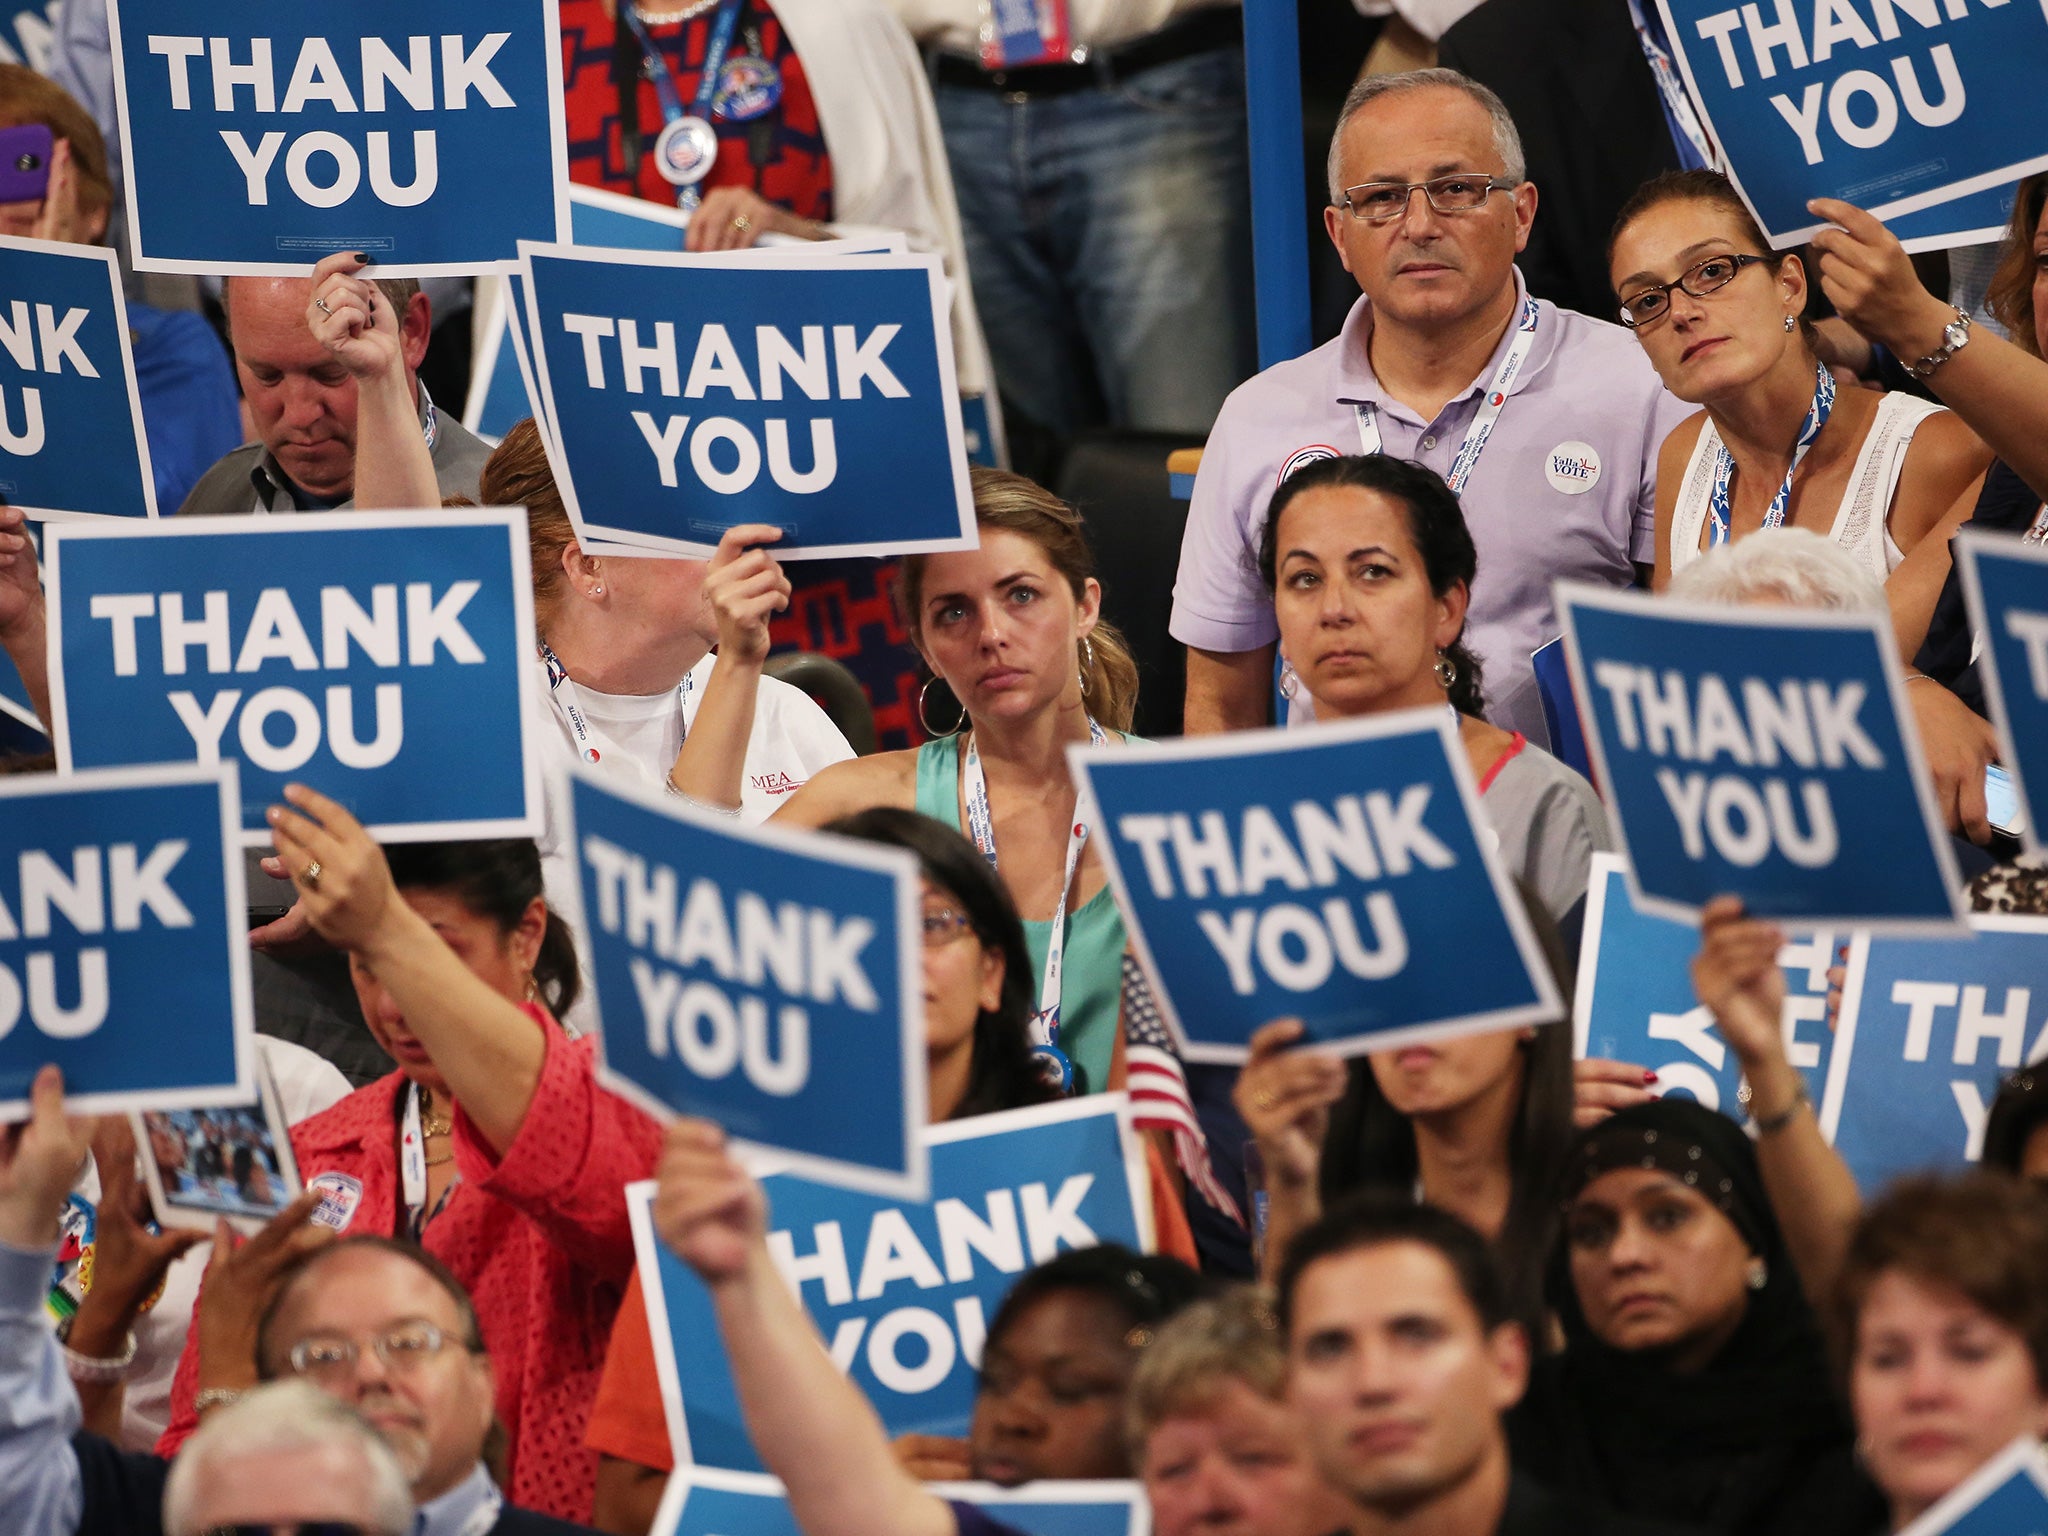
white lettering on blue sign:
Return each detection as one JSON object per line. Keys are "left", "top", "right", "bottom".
{"left": 0, "top": 300, "right": 104, "bottom": 457}
{"left": 558, "top": 317, "right": 911, "bottom": 497}
{"left": 1886, "top": 978, "right": 2047, "bottom": 1156}
{"left": 0, "top": 841, "right": 194, "bottom": 1041}
{"left": 581, "top": 836, "right": 881, "bottom": 1099}
{"left": 2007, "top": 609, "right": 2048, "bottom": 698}
{"left": 1592, "top": 661, "right": 1885, "bottom": 868}
{"left": 1687, "top": 1, "right": 1989, "bottom": 165}
{"left": 144, "top": 33, "right": 514, "bottom": 208}
{"left": 1116, "top": 790, "right": 1454, "bottom": 996}
{"left": 763, "top": 1174, "right": 1099, "bottom": 1394}
{"left": 84, "top": 582, "right": 483, "bottom": 774}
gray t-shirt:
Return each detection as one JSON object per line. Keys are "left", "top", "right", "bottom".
{"left": 1481, "top": 736, "right": 1613, "bottom": 935}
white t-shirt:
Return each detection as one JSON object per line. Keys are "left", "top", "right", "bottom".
{"left": 63, "top": 1036, "right": 352, "bottom": 1452}
{"left": 531, "top": 653, "right": 856, "bottom": 1030}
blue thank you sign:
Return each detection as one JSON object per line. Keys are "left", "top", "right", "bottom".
{"left": 1072, "top": 713, "right": 1562, "bottom": 1066}
{"left": 44, "top": 510, "right": 542, "bottom": 844}
{"left": 1958, "top": 531, "right": 2048, "bottom": 855}
{"left": 1557, "top": 584, "right": 1964, "bottom": 930}
{"left": 0, "top": 238, "right": 155, "bottom": 521}
{"left": 566, "top": 765, "right": 927, "bottom": 1200}
{"left": 0, "top": 763, "right": 252, "bottom": 1116}
{"left": 520, "top": 243, "right": 975, "bottom": 558}
{"left": 105, "top": 0, "right": 569, "bottom": 274}
{"left": 1653, "top": 0, "right": 2048, "bottom": 244}
{"left": 1573, "top": 854, "right": 1843, "bottom": 1120}
{"left": 631, "top": 1098, "right": 1151, "bottom": 1471}
{"left": 649, "top": 1468, "right": 1146, "bottom": 1536}
{"left": 1827, "top": 917, "right": 2048, "bottom": 1189}
{"left": 1897, "top": 1437, "right": 2048, "bottom": 1536}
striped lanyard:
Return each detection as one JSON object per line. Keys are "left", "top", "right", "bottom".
{"left": 1707, "top": 362, "right": 1835, "bottom": 547}
{"left": 539, "top": 639, "right": 694, "bottom": 765}
{"left": 961, "top": 717, "right": 1107, "bottom": 1084}
{"left": 1354, "top": 297, "right": 1540, "bottom": 496}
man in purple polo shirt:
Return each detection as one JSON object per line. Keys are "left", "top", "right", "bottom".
{"left": 1173, "top": 68, "right": 1688, "bottom": 745}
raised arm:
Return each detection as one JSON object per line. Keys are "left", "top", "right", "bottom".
{"left": 1184, "top": 645, "right": 1276, "bottom": 735}
{"left": 1808, "top": 199, "right": 2048, "bottom": 503}
{"left": 652, "top": 1119, "right": 955, "bottom": 1536}
{"left": 1690, "top": 897, "right": 1861, "bottom": 1304}
{"left": 304, "top": 252, "right": 440, "bottom": 512}
{"left": 1232, "top": 1019, "right": 1348, "bottom": 1280}
{"left": 266, "top": 785, "right": 544, "bottom": 1155}
{"left": 664, "top": 525, "right": 789, "bottom": 811}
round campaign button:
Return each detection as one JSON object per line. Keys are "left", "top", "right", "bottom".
{"left": 654, "top": 114, "right": 721, "bottom": 187}
{"left": 1546, "top": 441, "right": 1603, "bottom": 495}
{"left": 718, "top": 56, "right": 783, "bottom": 121}
{"left": 1029, "top": 1039, "right": 1075, "bottom": 1095}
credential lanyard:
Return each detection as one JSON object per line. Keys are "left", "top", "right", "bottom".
{"left": 399, "top": 1082, "right": 458, "bottom": 1240}
{"left": 1354, "top": 297, "right": 1539, "bottom": 496}
{"left": 539, "top": 638, "right": 694, "bottom": 765}
{"left": 1624, "top": 0, "right": 1716, "bottom": 171}
{"left": 961, "top": 717, "right": 1108, "bottom": 1091}
{"left": 620, "top": 0, "right": 747, "bottom": 211}
{"left": 1707, "top": 362, "right": 1835, "bottom": 547}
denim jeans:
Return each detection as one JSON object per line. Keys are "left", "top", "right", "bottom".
{"left": 933, "top": 42, "right": 1256, "bottom": 442}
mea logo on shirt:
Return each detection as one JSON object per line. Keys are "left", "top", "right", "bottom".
{"left": 751, "top": 771, "right": 802, "bottom": 796}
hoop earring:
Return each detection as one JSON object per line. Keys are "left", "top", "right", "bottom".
{"left": 917, "top": 675, "right": 966, "bottom": 737}
{"left": 1783, "top": 314, "right": 1797, "bottom": 332}
{"left": 1078, "top": 634, "right": 1095, "bottom": 695}
{"left": 1278, "top": 660, "right": 1299, "bottom": 701}
{"left": 1434, "top": 650, "right": 1458, "bottom": 689}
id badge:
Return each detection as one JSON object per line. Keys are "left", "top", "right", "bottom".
{"left": 981, "top": 0, "right": 1072, "bottom": 69}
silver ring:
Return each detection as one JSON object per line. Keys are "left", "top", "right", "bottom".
{"left": 301, "top": 859, "right": 322, "bottom": 891}
{"left": 313, "top": 297, "right": 333, "bottom": 316}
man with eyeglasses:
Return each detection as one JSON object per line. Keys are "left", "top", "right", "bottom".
{"left": 1172, "top": 67, "right": 1688, "bottom": 748}
{"left": 0, "top": 1067, "right": 595, "bottom": 1536}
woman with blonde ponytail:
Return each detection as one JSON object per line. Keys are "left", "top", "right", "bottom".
{"left": 672, "top": 467, "right": 1138, "bottom": 1096}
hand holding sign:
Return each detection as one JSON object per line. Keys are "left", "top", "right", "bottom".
{"left": 265, "top": 784, "right": 399, "bottom": 954}
{"left": 305, "top": 251, "right": 405, "bottom": 383}
{"left": 703, "top": 524, "right": 791, "bottom": 668}
{"left": 653, "top": 1117, "right": 770, "bottom": 1287}
{"left": 1231, "top": 1019, "right": 1346, "bottom": 1191}
{"left": 0, "top": 504, "right": 43, "bottom": 655}
{"left": 0, "top": 1065, "right": 93, "bottom": 1249}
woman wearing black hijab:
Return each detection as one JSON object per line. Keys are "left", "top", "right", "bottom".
{"left": 1509, "top": 897, "right": 1885, "bottom": 1536}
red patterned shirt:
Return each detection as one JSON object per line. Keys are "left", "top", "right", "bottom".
{"left": 561, "top": 0, "right": 833, "bottom": 218}
{"left": 157, "top": 1011, "right": 663, "bottom": 1524}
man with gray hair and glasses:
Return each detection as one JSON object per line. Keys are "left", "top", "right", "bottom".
{"left": 1173, "top": 68, "right": 1686, "bottom": 748}
{"left": 0, "top": 1066, "right": 596, "bottom": 1536}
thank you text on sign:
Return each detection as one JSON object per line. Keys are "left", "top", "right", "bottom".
{"left": 569, "top": 767, "right": 927, "bottom": 1199}
{"left": 522, "top": 245, "right": 974, "bottom": 558}
{"left": 631, "top": 1099, "right": 1149, "bottom": 1471}
{"left": 0, "top": 764, "right": 251, "bottom": 1115}
{"left": 107, "top": 0, "right": 568, "bottom": 272}
{"left": 46, "top": 511, "right": 541, "bottom": 844}
{"left": 1652, "top": 0, "right": 2048, "bottom": 243}
{"left": 1072, "top": 714, "right": 1561, "bottom": 1064}
{"left": 0, "top": 238, "right": 155, "bottom": 520}
{"left": 1959, "top": 532, "right": 2048, "bottom": 853}
{"left": 1558, "top": 584, "right": 1962, "bottom": 929}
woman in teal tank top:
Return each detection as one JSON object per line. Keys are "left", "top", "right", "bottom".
{"left": 667, "top": 467, "right": 1144, "bottom": 1098}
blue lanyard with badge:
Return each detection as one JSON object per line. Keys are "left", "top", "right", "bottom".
{"left": 960, "top": 717, "right": 1107, "bottom": 1093}
{"left": 620, "top": 0, "right": 748, "bottom": 212}
{"left": 1354, "top": 297, "right": 1539, "bottom": 496}
{"left": 1706, "top": 362, "right": 1834, "bottom": 547}
{"left": 980, "top": 0, "right": 1074, "bottom": 68}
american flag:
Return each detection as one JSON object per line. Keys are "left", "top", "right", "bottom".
{"left": 1121, "top": 953, "right": 1243, "bottom": 1227}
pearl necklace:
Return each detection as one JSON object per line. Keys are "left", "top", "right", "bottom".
{"left": 630, "top": 0, "right": 724, "bottom": 24}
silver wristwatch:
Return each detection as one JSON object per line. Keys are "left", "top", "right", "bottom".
{"left": 1907, "top": 307, "right": 1971, "bottom": 378}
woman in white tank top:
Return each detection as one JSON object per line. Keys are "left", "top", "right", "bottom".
{"left": 1605, "top": 171, "right": 1989, "bottom": 592}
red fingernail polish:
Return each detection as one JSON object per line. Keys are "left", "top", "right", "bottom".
{"left": 1643, "top": 1070, "right": 1659, "bottom": 1084}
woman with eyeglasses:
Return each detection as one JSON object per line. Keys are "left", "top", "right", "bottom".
{"left": 1606, "top": 170, "right": 1989, "bottom": 593}
{"left": 152, "top": 795, "right": 664, "bottom": 1525}
{"left": 584, "top": 808, "right": 1198, "bottom": 1535}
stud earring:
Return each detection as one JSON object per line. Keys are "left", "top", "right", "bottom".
{"left": 591, "top": 585, "right": 605, "bottom": 597}
{"left": 1783, "top": 314, "right": 1797, "bottom": 332}
{"left": 1746, "top": 1257, "right": 1769, "bottom": 1291}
